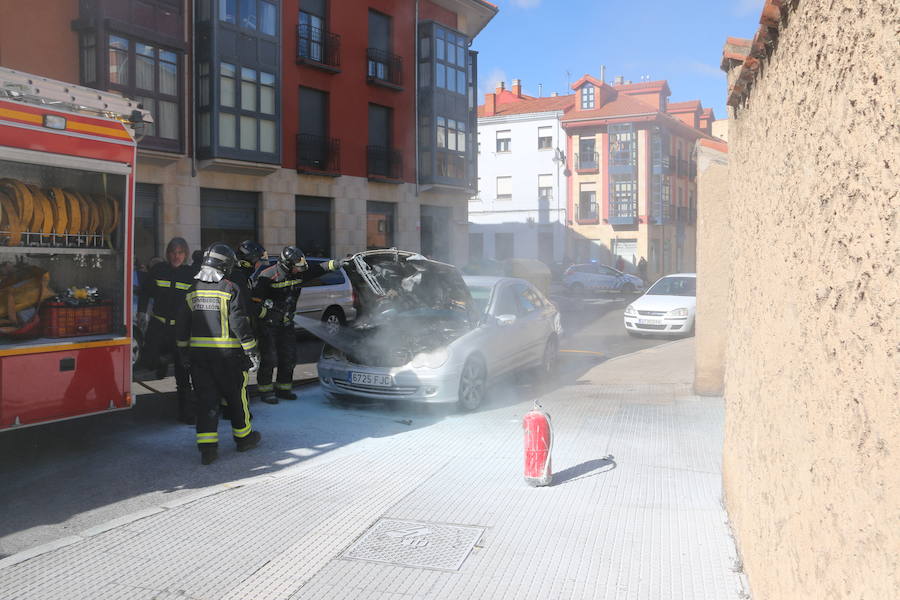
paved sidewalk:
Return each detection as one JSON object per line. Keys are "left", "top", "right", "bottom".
{"left": 0, "top": 338, "right": 749, "bottom": 599}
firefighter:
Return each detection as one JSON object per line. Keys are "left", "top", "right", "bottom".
{"left": 137, "top": 237, "right": 196, "bottom": 424}
{"left": 176, "top": 243, "right": 262, "bottom": 466}
{"left": 232, "top": 240, "right": 268, "bottom": 336}
{"left": 253, "top": 246, "right": 343, "bottom": 403}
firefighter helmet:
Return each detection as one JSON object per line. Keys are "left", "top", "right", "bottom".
{"left": 278, "top": 245, "right": 308, "bottom": 272}
{"left": 201, "top": 242, "right": 237, "bottom": 275}
{"left": 237, "top": 240, "right": 266, "bottom": 266}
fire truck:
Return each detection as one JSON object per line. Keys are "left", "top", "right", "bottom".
{"left": 0, "top": 67, "right": 150, "bottom": 430}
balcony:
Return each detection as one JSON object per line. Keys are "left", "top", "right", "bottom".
{"left": 296, "top": 134, "right": 340, "bottom": 174}
{"left": 609, "top": 198, "right": 638, "bottom": 225}
{"left": 367, "top": 145, "right": 402, "bottom": 181}
{"left": 366, "top": 48, "right": 402, "bottom": 89}
{"left": 297, "top": 24, "right": 341, "bottom": 72}
{"left": 576, "top": 152, "right": 599, "bottom": 171}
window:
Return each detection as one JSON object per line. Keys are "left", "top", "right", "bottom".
{"left": 610, "top": 176, "right": 638, "bottom": 219}
{"left": 433, "top": 26, "right": 467, "bottom": 96}
{"left": 218, "top": 62, "right": 277, "bottom": 154}
{"left": 368, "top": 10, "right": 396, "bottom": 83}
{"left": 610, "top": 124, "right": 637, "bottom": 167}
{"left": 135, "top": 183, "right": 160, "bottom": 267}
{"left": 580, "top": 84, "right": 595, "bottom": 109}
{"left": 496, "top": 176, "right": 512, "bottom": 201}
{"left": 579, "top": 184, "right": 598, "bottom": 221}
{"left": 100, "top": 35, "right": 182, "bottom": 150}
{"left": 495, "top": 233, "right": 514, "bottom": 261}
{"left": 578, "top": 137, "right": 597, "bottom": 169}
{"left": 537, "top": 126, "right": 552, "bottom": 150}
{"left": 367, "top": 201, "right": 395, "bottom": 249}
{"left": 496, "top": 130, "right": 511, "bottom": 153}
{"left": 494, "top": 284, "right": 518, "bottom": 314}
{"left": 515, "top": 284, "right": 539, "bottom": 314}
{"left": 538, "top": 174, "right": 553, "bottom": 200}
{"left": 80, "top": 32, "right": 97, "bottom": 86}
{"left": 299, "top": 0, "right": 327, "bottom": 62}
{"left": 435, "top": 116, "right": 465, "bottom": 179}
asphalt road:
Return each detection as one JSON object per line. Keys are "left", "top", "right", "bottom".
{"left": 0, "top": 292, "right": 679, "bottom": 557}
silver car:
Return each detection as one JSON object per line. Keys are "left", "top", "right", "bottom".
{"left": 563, "top": 262, "right": 644, "bottom": 296}
{"left": 294, "top": 258, "right": 357, "bottom": 335}
{"left": 316, "top": 250, "right": 562, "bottom": 411}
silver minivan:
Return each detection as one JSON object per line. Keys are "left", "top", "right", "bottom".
{"left": 294, "top": 258, "right": 357, "bottom": 334}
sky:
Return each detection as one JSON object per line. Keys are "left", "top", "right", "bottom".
{"left": 471, "top": 0, "right": 765, "bottom": 120}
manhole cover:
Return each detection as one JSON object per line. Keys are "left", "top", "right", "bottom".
{"left": 341, "top": 519, "right": 485, "bottom": 571}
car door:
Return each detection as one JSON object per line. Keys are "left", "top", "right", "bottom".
{"left": 482, "top": 282, "right": 529, "bottom": 376}
{"left": 513, "top": 283, "right": 552, "bottom": 364}
{"left": 597, "top": 266, "right": 620, "bottom": 292}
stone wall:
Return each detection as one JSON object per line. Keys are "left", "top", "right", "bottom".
{"left": 721, "top": 1, "right": 899, "bottom": 598}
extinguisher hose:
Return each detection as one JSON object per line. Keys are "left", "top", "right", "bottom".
{"left": 544, "top": 410, "right": 554, "bottom": 478}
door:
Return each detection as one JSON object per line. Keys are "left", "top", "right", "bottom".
{"left": 483, "top": 282, "right": 527, "bottom": 376}
{"left": 513, "top": 283, "right": 550, "bottom": 364}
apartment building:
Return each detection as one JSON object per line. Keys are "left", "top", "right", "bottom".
{"left": 0, "top": 0, "right": 497, "bottom": 266}
{"left": 470, "top": 80, "right": 571, "bottom": 263}
{"left": 563, "top": 76, "right": 714, "bottom": 280}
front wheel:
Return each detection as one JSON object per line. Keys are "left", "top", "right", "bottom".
{"left": 540, "top": 336, "right": 559, "bottom": 380}
{"left": 458, "top": 358, "right": 487, "bottom": 412}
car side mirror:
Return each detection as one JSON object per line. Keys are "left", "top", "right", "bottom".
{"left": 496, "top": 314, "right": 517, "bottom": 327}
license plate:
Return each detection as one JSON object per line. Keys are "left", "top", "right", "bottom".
{"left": 350, "top": 372, "right": 393, "bottom": 387}
{"left": 638, "top": 319, "right": 662, "bottom": 325}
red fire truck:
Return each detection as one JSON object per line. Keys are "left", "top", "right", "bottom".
{"left": 0, "top": 67, "right": 150, "bottom": 430}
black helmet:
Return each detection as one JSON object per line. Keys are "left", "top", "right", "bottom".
{"left": 201, "top": 242, "right": 237, "bottom": 275}
{"left": 279, "top": 245, "right": 308, "bottom": 272}
{"left": 237, "top": 240, "right": 266, "bottom": 266}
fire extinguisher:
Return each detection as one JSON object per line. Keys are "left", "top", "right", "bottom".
{"left": 523, "top": 400, "right": 552, "bottom": 487}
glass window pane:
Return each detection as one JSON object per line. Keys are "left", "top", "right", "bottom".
{"left": 260, "top": 1, "right": 276, "bottom": 35}
{"left": 136, "top": 43, "right": 154, "bottom": 57}
{"left": 159, "top": 60, "right": 177, "bottom": 95}
{"left": 260, "top": 84, "right": 274, "bottom": 114}
{"left": 260, "top": 119, "right": 275, "bottom": 153}
{"left": 260, "top": 71, "right": 275, "bottom": 86}
{"left": 219, "top": 113, "right": 236, "bottom": 146}
{"left": 418, "top": 62, "right": 430, "bottom": 87}
{"left": 240, "top": 116, "right": 257, "bottom": 150}
{"left": 436, "top": 63, "right": 445, "bottom": 88}
{"left": 135, "top": 96, "right": 156, "bottom": 136}
{"left": 108, "top": 36, "right": 129, "bottom": 85}
{"left": 136, "top": 54, "right": 154, "bottom": 90}
{"left": 457, "top": 45, "right": 465, "bottom": 66}
{"left": 241, "top": 67, "right": 256, "bottom": 80}
{"left": 219, "top": 0, "right": 235, "bottom": 23}
{"left": 457, "top": 69, "right": 465, "bottom": 94}
{"left": 220, "top": 62, "right": 236, "bottom": 76}
{"left": 158, "top": 100, "right": 178, "bottom": 139}
{"left": 436, "top": 39, "right": 444, "bottom": 61}
{"left": 220, "top": 76, "right": 235, "bottom": 108}
{"left": 458, "top": 130, "right": 465, "bottom": 151}
{"left": 241, "top": 80, "right": 257, "bottom": 111}
{"left": 160, "top": 49, "right": 177, "bottom": 64}
{"left": 239, "top": 0, "right": 256, "bottom": 29}
{"left": 435, "top": 27, "right": 444, "bottom": 40}
{"left": 419, "top": 36, "right": 430, "bottom": 60}
{"left": 198, "top": 112, "right": 210, "bottom": 146}
{"left": 448, "top": 127, "right": 457, "bottom": 151}
{"left": 446, "top": 69, "right": 455, "bottom": 92}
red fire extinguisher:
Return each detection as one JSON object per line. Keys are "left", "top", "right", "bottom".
{"left": 523, "top": 401, "right": 553, "bottom": 487}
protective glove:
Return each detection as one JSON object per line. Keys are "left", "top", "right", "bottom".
{"left": 247, "top": 352, "right": 261, "bottom": 374}
{"left": 337, "top": 256, "right": 352, "bottom": 269}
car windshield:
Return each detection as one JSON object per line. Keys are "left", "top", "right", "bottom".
{"left": 646, "top": 277, "right": 696, "bottom": 296}
{"left": 467, "top": 285, "right": 493, "bottom": 314}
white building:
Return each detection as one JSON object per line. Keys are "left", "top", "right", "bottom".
{"left": 470, "top": 81, "right": 574, "bottom": 264}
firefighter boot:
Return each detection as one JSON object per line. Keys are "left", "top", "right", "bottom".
{"left": 235, "top": 430, "right": 262, "bottom": 452}
{"left": 275, "top": 385, "right": 297, "bottom": 401}
{"left": 199, "top": 444, "right": 218, "bottom": 465}
{"left": 260, "top": 393, "right": 278, "bottom": 405}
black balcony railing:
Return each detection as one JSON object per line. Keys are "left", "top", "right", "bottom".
{"left": 366, "top": 48, "right": 402, "bottom": 87}
{"left": 297, "top": 24, "right": 341, "bottom": 70}
{"left": 576, "top": 152, "right": 599, "bottom": 170}
{"left": 578, "top": 201, "right": 598, "bottom": 221}
{"left": 367, "top": 145, "right": 402, "bottom": 179}
{"left": 296, "top": 133, "right": 340, "bottom": 172}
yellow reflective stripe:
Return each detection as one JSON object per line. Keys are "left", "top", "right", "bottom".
{"left": 271, "top": 280, "right": 301, "bottom": 289}
{"left": 174, "top": 282, "right": 191, "bottom": 290}
{"left": 239, "top": 371, "right": 250, "bottom": 435}
{"left": 259, "top": 306, "right": 267, "bottom": 318}
{"left": 241, "top": 339, "right": 257, "bottom": 351}
{"left": 257, "top": 384, "right": 273, "bottom": 392}
{"left": 275, "top": 382, "right": 292, "bottom": 390}
{"left": 186, "top": 290, "right": 232, "bottom": 301}
{"left": 220, "top": 297, "right": 229, "bottom": 340}
{"left": 189, "top": 338, "right": 241, "bottom": 348}
{"left": 327, "top": 259, "right": 337, "bottom": 270}
{"left": 155, "top": 279, "right": 171, "bottom": 287}
{"left": 153, "top": 314, "right": 166, "bottom": 323}
{"left": 176, "top": 340, "right": 189, "bottom": 348}
{"left": 197, "top": 432, "right": 218, "bottom": 444}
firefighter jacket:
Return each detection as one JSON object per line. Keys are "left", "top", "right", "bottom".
{"left": 253, "top": 260, "right": 339, "bottom": 328}
{"left": 175, "top": 278, "right": 258, "bottom": 360}
{"left": 230, "top": 263, "right": 259, "bottom": 332}
{"left": 138, "top": 261, "right": 195, "bottom": 325}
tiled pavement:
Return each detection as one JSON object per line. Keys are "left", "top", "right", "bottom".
{"left": 0, "top": 339, "right": 750, "bottom": 599}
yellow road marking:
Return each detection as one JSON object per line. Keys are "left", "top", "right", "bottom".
{"left": 560, "top": 349, "right": 606, "bottom": 357}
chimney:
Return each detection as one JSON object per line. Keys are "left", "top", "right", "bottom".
{"left": 614, "top": 75, "right": 624, "bottom": 85}
{"left": 600, "top": 64, "right": 606, "bottom": 84}
{"left": 484, "top": 92, "right": 496, "bottom": 116}
{"left": 495, "top": 80, "right": 505, "bottom": 93}
{"left": 512, "top": 79, "right": 522, "bottom": 97}
{"left": 551, "top": 92, "right": 559, "bottom": 97}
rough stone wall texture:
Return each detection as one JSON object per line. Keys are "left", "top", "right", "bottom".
{"left": 693, "top": 145, "right": 730, "bottom": 396}
{"left": 722, "top": 1, "right": 899, "bottom": 599}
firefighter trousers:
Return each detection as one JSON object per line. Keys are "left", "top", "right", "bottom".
{"left": 142, "top": 319, "right": 191, "bottom": 390}
{"left": 257, "top": 324, "right": 295, "bottom": 395}
{"left": 191, "top": 355, "right": 252, "bottom": 448}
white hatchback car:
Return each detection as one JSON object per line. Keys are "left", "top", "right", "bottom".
{"left": 623, "top": 273, "right": 696, "bottom": 336}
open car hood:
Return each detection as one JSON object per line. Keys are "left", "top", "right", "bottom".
{"left": 344, "top": 249, "right": 477, "bottom": 326}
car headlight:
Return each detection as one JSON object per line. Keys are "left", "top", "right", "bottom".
{"left": 667, "top": 308, "right": 689, "bottom": 317}
{"left": 410, "top": 347, "right": 450, "bottom": 369}
{"left": 624, "top": 304, "right": 637, "bottom": 316}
